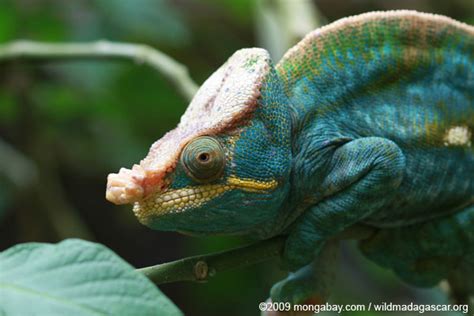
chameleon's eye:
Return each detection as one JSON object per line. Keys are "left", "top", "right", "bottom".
{"left": 181, "top": 136, "right": 225, "bottom": 182}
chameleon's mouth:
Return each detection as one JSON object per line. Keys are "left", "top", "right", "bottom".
{"left": 132, "top": 177, "right": 278, "bottom": 224}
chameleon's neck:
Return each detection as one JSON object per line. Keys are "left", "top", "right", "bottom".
{"left": 247, "top": 73, "right": 352, "bottom": 239}
{"left": 266, "top": 90, "right": 352, "bottom": 236}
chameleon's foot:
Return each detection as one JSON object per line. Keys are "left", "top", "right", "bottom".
{"left": 268, "top": 241, "right": 338, "bottom": 315}
{"left": 270, "top": 265, "right": 330, "bottom": 305}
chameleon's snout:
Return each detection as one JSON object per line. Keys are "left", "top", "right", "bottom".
{"left": 106, "top": 164, "right": 146, "bottom": 205}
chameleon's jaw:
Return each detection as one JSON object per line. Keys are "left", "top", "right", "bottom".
{"left": 132, "top": 183, "right": 231, "bottom": 224}
{"left": 132, "top": 176, "right": 279, "bottom": 225}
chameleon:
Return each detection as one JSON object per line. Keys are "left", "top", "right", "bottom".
{"left": 106, "top": 10, "right": 474, "bottom": 308}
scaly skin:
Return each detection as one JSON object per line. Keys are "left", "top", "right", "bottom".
{"left": 106, "top": 11, "right": 474, "bottom": 308}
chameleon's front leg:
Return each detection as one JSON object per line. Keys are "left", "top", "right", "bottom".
{"left": 270, "top": 241, "right": 339, "bottom": 311}
{"left": 270, "top": 137, "right": 405, "bottom": 308}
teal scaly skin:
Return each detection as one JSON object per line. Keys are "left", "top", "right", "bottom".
{"left": 106, "top": 11, "right": 474, "bottom": 308}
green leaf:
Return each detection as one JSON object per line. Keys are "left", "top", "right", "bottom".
{"left": 0, "top": 239, "right": 183, "bottom": 316}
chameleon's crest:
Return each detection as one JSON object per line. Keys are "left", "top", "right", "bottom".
{"left": 277, "top": 10, "right": 474, "bottom": 99}
{"left": 106, "top": 48, "right": 271, "bottom": 205}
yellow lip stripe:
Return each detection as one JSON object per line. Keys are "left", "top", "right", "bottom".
{"left": 134, "top": 176, "right": 279, "bottom": 224}
{"left": 227, "top": 176, "right": 278, "bottom": 192}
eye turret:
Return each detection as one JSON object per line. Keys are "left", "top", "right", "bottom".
{"left": 180, "top": 136, "right": 225, "bottom": 182}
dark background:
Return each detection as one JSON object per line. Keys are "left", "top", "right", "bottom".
{"left": 1, "top": 1, "right": 473, "bottom": 315}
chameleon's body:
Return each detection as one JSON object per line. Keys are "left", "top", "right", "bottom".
{"left": 107, "top": 11, "right": 474, "bottom": 306}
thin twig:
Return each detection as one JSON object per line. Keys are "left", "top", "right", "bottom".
{"left": 0, "top": 40, "right": 199, "bottom": 101}
{"left": 138, "top": 236, "right": 286, "bottom": 284}
{"left": 137, "top": 225, "right": 375, "bottom": 285}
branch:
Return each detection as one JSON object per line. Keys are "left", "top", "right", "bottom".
{"left": 138, "top": 236, "right": 286, "bottom": 284}
{"left": 138, "top": 225, "right": 376, "bottom": 285}
{"left": 0, "top": 40, "right": 199, "bottom": 101}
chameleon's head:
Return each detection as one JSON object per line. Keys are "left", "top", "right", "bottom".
{"left": 106, "top": 49, "right": 292, "bottom": 235}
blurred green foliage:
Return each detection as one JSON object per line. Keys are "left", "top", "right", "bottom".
{"left": 0, "top": 239, "right": 183, "bottom": 315}
{"left": 0, "top": 1, "right": 473, "bottom": 315}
